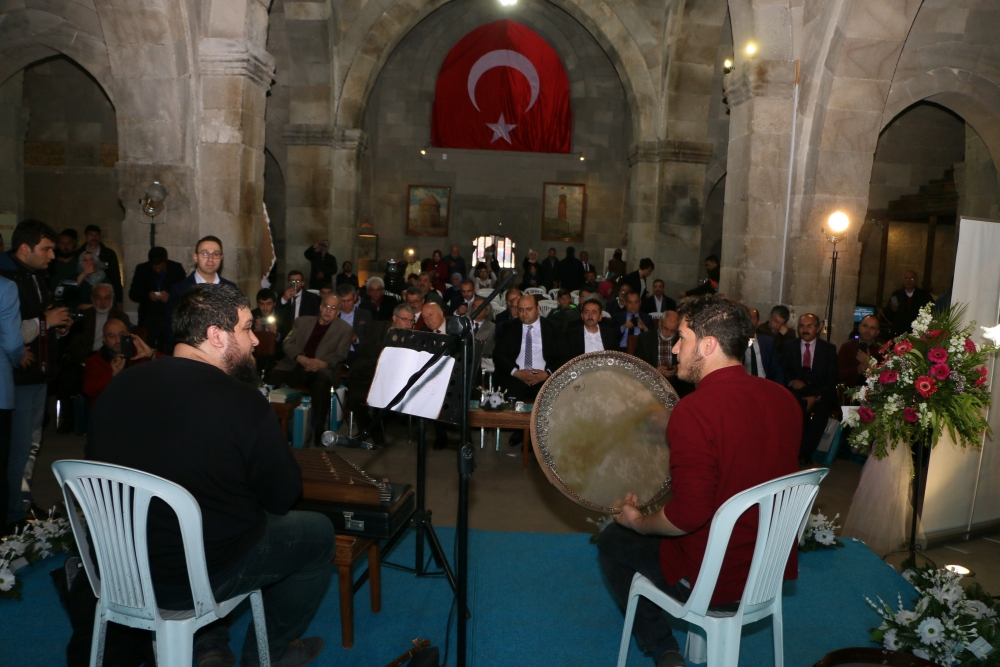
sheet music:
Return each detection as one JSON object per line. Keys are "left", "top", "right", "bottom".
{"left": 368, "top": 346, "right": 455, "bottom": 419}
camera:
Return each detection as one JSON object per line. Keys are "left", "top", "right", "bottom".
{"left": 53, "top": 280, "right": 86, "bottom": 323}
{"left": 857, "top": 340, "right": 872, "bottom": 352}
{"left": 119, "top": 334, "right": 135, "bottom": 359}
{"left": 319, "top": 241, "right": 329, "bottom": 248}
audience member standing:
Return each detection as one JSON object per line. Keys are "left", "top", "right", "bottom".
{"left": 422, "top": 250, "right": 449, "bottom": 292}
{"left": 641, "top": 279, "right": 677, "bottom": 314}
{"left": 887, "top": 270, "right": 933, "bottom": 337}
{"left": 613, "top": 292, "right": 653, "bottom": 351}
{"left": 635, "top": 310, "right": 694, "bottom": 398}
{"left": 335, "top": 261, "right": 359, "bottom": 289}
{"left": 557, "top": 247, "right": 585, "bottom": 291}
{"left": 360, "top": 277, "right": 399, "bottom": 321}
{"left": 623, "top": 258, "right": 655, "bottom": 301}
{"left": 519, "top": 264, "right": 543, "bottom": 290}
{"left": 679, "top": 255, "right": 720, "bottom": 298}
{"left": 522, "top": 249, "right": 540, "bottom": 277}
{"left": 538, "top": 248, "right": 561, "bottom": 289}
{"left": 47, "top": 229, "right": 79, "bottom": 292}
{"left": 579, "top": 250, "right": 595, "bottom": 277}
{"left": 607, "top": 249, "right": 626, "bottom": 279}
{"left": 780, "top": 313, "right": 838, "bottom": 465}
{"left": 0, "top": 276, "right": 25, "bottom": 535}
{"left": 838, "top": 314, "right": 884, "bottom": 388}
{"left": 559, "top": 298, "right": 618, "bottom": 366}
{"left": 280, "top": 270, "right": 320, "bottom": 322}
{"left": 79, "top": 225, "right": 123, "bottom": 305}
{"left": 757, "top": 304, "right": 796, "bottom": 351}
{"left": 129, "top": 246, "right": 185, "bottom": 350}
{"left": 442, "top": 244, "right": 467, "bottom": 280}
{"left": 0, "top": 220, "right": 73, "bottom": 529}
{"left": 164, "top": 236, "right": 236, "bottom": 352}
{"left": 304, "top": 240, "right": 337, "bottom": 290}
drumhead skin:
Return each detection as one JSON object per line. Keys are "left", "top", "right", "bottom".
{"left": 530, "top": 351, "right": 678, "bottom": 513}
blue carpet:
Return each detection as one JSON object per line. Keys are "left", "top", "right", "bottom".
{"left": 0, "top": 529, "right": 911, "bottom": 666}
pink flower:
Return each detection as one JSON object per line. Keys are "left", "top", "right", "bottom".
{"left": 975, "top": 367, "right": 988, "bottom": 387}
{"left": 915, "top": 375, "right": 938, "bottom": 398}
{"left": 965, "top": 338, "right": 978, "bottom": 353}
{"left": 903, "top": 407, "right": 918, "bottom": 423}
{"left": 879, "top": 370, "right": 899, "bottom": 384}
{"left": 894, "top": 341, "right": 913, "bottom": 355}
{"left": 927, "top": 348, "right": 948, "bottom": 363}
{"left": 930, "top": 363, "right": 950, "bottom": 380}
{"left": 858, "top": 406, "right": 875, "bottom": 423}
{"left": 926, "top": 329, "right": 942, "bottom": 339}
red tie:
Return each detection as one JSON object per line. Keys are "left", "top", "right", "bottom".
{"left": 803, "top": 342, "right": 812, "bottom": 369}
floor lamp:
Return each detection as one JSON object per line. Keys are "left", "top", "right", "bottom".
{"left": 825, "top": 211, "right": 850, "bottom": 341}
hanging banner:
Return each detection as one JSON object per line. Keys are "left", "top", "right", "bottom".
{"left": 431, "top": 20, "right": 572, "bottom": 153}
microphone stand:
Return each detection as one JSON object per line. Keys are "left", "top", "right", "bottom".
{"left": 325, "top": 272, "right": 516, "bottom": 667}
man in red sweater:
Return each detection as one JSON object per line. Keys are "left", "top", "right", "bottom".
{"left": 598, "top": 294, "right": 801, "bottom": 667}
{"left": 83, "top": 318, "right": 157, "bottom": 401}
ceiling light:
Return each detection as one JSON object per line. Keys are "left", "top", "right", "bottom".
{"left": 499, "top": 0, "right": 517, "bottom": 5}
{"left": 579, "top": 155, "right": 585, "bottom": 161}
{"left": 746, "top": 44, "right": 757, "bottom": 56}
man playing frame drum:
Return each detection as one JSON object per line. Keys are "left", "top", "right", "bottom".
{"left": 598, "top": 295, "right": 801, "bottom": 667}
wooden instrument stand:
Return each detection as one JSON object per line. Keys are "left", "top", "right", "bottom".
{"left": 334, "top": 533, "right": 382, "bottom": 648}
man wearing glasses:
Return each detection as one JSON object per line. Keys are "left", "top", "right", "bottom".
{"left": 163, "top": 236, "right": 236, "bottom": 353}
{"left": 280, "top": 270, "right": 320, "bottom": 322}
{"left": 267, "top": 294, "right": 352, "bottom": 445}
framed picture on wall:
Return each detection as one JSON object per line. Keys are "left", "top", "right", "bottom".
{"left": 406, "top": 185, "right": 451, "bottom": 237}
{"left": 541, "top": 182, "right": 586, "bottom": 242}
{"left": 358, "top": 233, "right": 378, "bottom": 261}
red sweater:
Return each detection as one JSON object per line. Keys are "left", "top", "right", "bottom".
{"left": 83, "top": 350, "right": 157, "bottom": 401}
{"left": 660, "top": 365, "right": 801, "bottom": 605}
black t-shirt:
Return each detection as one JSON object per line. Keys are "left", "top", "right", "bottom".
{"left": 86, "top": 357, "right": 302, "bottom": 587}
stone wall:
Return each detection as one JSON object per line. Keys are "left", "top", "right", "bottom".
{"left": 956, "top": 124, "right": 1000, "bottom": 221}
{"left": 354, "top": 2, "right": 632, "bottom": 278}
{"left": 0, "top": 72, "right": 24, "bottom": 227}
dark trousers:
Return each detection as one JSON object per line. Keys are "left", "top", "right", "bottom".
{"left": 266, "top": 368, "right": 332, "bottom": 441}
{"left": 56, "top": 363, "right": 85, "bottom": 427}
{"left": 597, "top": 523, "right": 680, "bottom": 657}
{"left": 796, "top": 393, "right": 836, "bottom": 459}
{"left": 498, "top": 375, "right": 543, "bottom": 402}
{"left": 0, "top": 409, "right": 12, "bottom": 529}
{"left": 162, "top": 511, "right": 336, "bottom": 662}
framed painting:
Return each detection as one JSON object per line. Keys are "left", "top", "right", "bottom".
{"left": 406, "top": 185, "right": 451, "bottom": 237}
{"left": 542, "top": 182, "right": 586, "bottom": 242}
{"left": 358, "top": 234, "right": 378, "bottom": 261}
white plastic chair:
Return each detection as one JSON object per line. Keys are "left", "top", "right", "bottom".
{"left": 476, "top": 288, "right": 496, "bottom": 299}
{"left": 524, "top": 287, "right": 547, "bottom": 296}
{"left": 52, "top": 460, "right": 270, "bottom": 667}
{"left": 489, "top": 300, "right": 506, "bottom": 317}
{"left": 616, "top": 468, "right": 828, "bottom": 667}
{"left": 548, "top": 288, "right": 560, "bottom": 300}
{"left": 650, "top": 311, "right": 665, "bottom": 320}
{"left": 538, "top": 300, "right": 559, "bottom": 317}
{"left": 602, "top": 310, "right": 612, "bottom": 320}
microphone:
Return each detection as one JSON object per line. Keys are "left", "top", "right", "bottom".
{"left": 320, "top": 430, "right": 382, "bottom": 450}
{"left": 447, "top": 314, "right": 471, "bottom": 336}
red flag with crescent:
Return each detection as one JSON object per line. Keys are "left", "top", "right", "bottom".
{"left": 431, "top": 20, "right": 572, "bottom": 153}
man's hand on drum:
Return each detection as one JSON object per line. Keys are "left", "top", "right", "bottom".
{"left": 656, "top": 365, "right": 677, "bottom": 378}
{"left": 613, "top": 492, "right": 687, "bottom": 537}
{"left": 613, "top": 493, "right": 643, "bottom": 531}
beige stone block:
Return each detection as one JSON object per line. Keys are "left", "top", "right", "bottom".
{"left": 665, "top": 120, "right": 709, "bottom": 142}
{"left": 827, "top": 76, "right": 891, "bottom": 112}
{"left": 200, "top": 143, "right": 243, "bottom": 181}
{"left": 675, "top": 24, "right": 723, "bottom": 66}
{"left": 813, "top": 149, "right": 875, "bottom": 199}
{"left": 835, "top": 38, "right": 905, "bottom": 81}
{"left": 846, "top": 0, "right": 921, "bottom": 41}
{"left": 745, "top": 199, "right": 784, "bottom": 238}
{"left": 203, "top": 77, "right": 244, "bottom": 111}
{"left": 284, "top": 1, "right": 332, "bottom": 21}
{"left": 202, "top": 177, "right": 242, "bottom": 214}
{"left": 201, "top": 108, "right": 245, "bottom": 143}
{"left": 206, "top": 0, "right": 248, "bottom": 40}
{"left": 819, "top": 108, "right": 881, "bottom": 153}
{"left": 750, "top": 96, "right": 793, "bottom": 135}
{"left": 747, "top": 164, "right": 787, "bottom": 206}
{"left": 748, "top": 132, "right": 791, "bottom": 165}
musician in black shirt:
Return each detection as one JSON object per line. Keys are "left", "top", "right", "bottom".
{"left": 87, "top": 284, "right": 334, "bottom": 667}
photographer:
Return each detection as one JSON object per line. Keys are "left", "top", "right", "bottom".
{"left": 304, "top": 240, "right": 337, "bottom": 290}
{"left": 83, "top": 318, "right": 157, "bottom": 401}
{"left": 0, "top": 220, "right": 74, "bottom": 528}
{"left": 838, "top": 314, "right": 884, "bottom": 388}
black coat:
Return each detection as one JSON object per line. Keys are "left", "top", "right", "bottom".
{"left": 558, "top": 321, "right": 619, "bottom": 368}
{"left": 129, "top": 260, "right": 186, "bottom": 326}
{"left": 77, "top": 243, "right": 123, "bottom": 304}
{"left": 887, "top": 287, "right": 934, "bottom": 337}
{"left": 779, "top": 337, "right": 838, "bottom": 400}
{"left": 611, "top": 311, "right": 654, "bottom": 349}
{"left": 557, "top": 256, "right": 585, "bottom": 291}
{"left": 538, "top": 258, "right": 560, "bottom": 289}
{"left": 303, "top": 247, "right": 338, "bottom": 290}
{"left": 281, "top": 289, "right": 321, "bottom": 323}
{"left": 640, "top": 294, "right": 676, "bottom": 314}
{"left": 163, "top": 272, "right": 238, "bottom": 352}
{"left": 494, "top": 316, "right": 559, "bottom": 400}
{"left": 359, "top": 294, "right": 400, "bottom": 321}
{"left": 346, "top": 320, "right": 393, "bottom": 412}
{"left": 634, "top": 329, "right": 695, "bottom": 398}
{"left": 622, "top": 270, "right": 648, "bottom": 300}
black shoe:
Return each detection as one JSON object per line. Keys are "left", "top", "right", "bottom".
{"left": 656, "top": 650, "right": 685, "bottom": 667}
{"left": 195, "top": 638, "right": 236, "bottom": 667}
{"left": 509, "top": 431, "right": 523, "bottom": 447}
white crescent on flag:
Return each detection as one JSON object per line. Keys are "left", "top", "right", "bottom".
{"left": 467, "top": 49, "right": 540, "bottom": 112}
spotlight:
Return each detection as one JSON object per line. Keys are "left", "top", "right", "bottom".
{"left": 420, "top": 149, "right": 426, "bottom": 155}
{"left": 579, "top": 155, "right": 585, "bottom": 161}
{"left": 139, "top": 181, "right": 167, "bottom": 218}
{"left": 945, "top": 564, "right": 972, "bottom": 576}
{"left": 499, "top": 0, "right": 517, "bottom": 5}
{"left": 723, "top": 59, "right": 733, "bottom": 73}
{"left": 746, "top": 44, "right": 757, "bottom": 56}
{"left": 824, "top": 211, "right": 850, "bottom": 343}
{"left": 827, "top": 211, "right": 850, "bottom": 239}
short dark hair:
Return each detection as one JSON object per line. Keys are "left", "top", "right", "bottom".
{"left": 706, "top": 255, "right": 720, "bottom": 264}
{"left": 404, "top": 285, "right": 424, "bottom": 299}
{"left": 335, "top": 283, "right": 357, "bottom": 298}
{"left": 12, "top": 219, "right": 57, "bottom": 253}
{"left": 172, "top": 284, "right": 250, "bottom": 347}
{"left": 557, "top": 288, "right": 572, "bottom": 299}
{"left": 256, "top": 289, "right": 277, "bottom": 302}
{"left": 581, "top": 297, "right": 603, "bottom": 311}
{"left": 148, "top": 246, "right": 168, "bottom": 264}
{"left": 639, "top": 258, "right": 654, "bottom": 271}
{"left": 677, "top": 294, "right": 755, "bottom": 361}
{"left": 653, "top": 279, "right": 664, "bottom": 286}
{"left": 196, "top": 235, "right": 223, "bottom": 252}
{"left": 84, "top": 224, "right": 101, "bottom": 235}
{"left": 770, "top": 305, "right": 791, "bottom": 322}
{"left": 288, "top": 270, "right": 303, "bottom": 279}
{"left": 59, "top": 228, "right": 78, "bottom": 241}
{"left": 460, "top": 279, "right": 475, "bottom": 289}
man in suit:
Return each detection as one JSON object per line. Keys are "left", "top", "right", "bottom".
{"left": 780, "top": 313, "right": 839, "bottom": 464}
{"left": 641, "top": 280, "right": 676, "bottom": 314}
{"left": 303, "top": 239, "right": 338, "bottom": 290}
{"left": 471, "top": 297, "right": 496, "bottom": 359}
{"left": 494, "top": 294, "right": 559, "bottom": 406}
{"left": 403, "top": 286, "right": 426, "bottom": 325}
{"left": 360, "top": 277, "right": 400, "bottom": 321}
{"left": 493, "top": 287, "right": 522, "bottom": 340}
{"left": 336, "top": 283, "right": 372, "bottom": 365}
{"left": 579, "top": 250, "right": 595, "bottom": 277}
{"left": 415, "top": 302, "right": 447, "bottom": 334}
{"left": 164, "top": 236, "right": 237, "bottom": 352}
{"left": 267, "top": 293, "right": 353, "bottom": 445}
{"left": 79, "top": 224, "right": 123, "bottom": 305}
{"left": 418, "top": 272, "right": 446, "bottom": 308}
{"left": 622, "top": 258, "right": 655, "bottom": 301}
{"left": 251, "top": 288, "right": 285, "bottom": 373}
{"left": 756, "top": 304, "right": 796, "bottom": 352}
{"left": 559, "top": 299, "right": 619, "bottom": 367}
{"left": 635, "top": 310, "right": 694, "bottom": 398}
{"left": 538, "top": 248, "right": 561, "bottom": 289}
{"left": 128, "top": 246, "right": 186, "bottom": 351}
{"left": 557, "top": 246, "right": 585, "bottom": 291}
{"left": 0, "top": 274, "right": 26, "bottom": 534}
{"left": 613, "top": 292, "right": 653, "bottom": 351}
{"left": 448, "top": 279, "right": 476, "bottom": 317}
{"left": 280, "top": 270, "right": 320, "bottom": 323}
{"left": 607, "top": 284, "right": 630, "bottom": 317}
{"left": 887, "top": 270, "right": 933, "bottom": 337}
{"left": 745, "top": 308, "right": 784, "bottom": 386}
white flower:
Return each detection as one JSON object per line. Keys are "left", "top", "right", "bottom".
{"left": 37, "top": 549, "right": 51, "bottom": 559}
{"left": 913, "top": 648, "right": 931, "bottom": 661}
{"left": 488, "top": 394, "right": 503, "bottom": 408}
{"left": 918, "top": 617, "right": 945, "bottom": 644}
{"left": 930, "top": 585, "right": 963, "bottom": 608}
{"left": 0, "top": 568, "right": 13, "bottom": 591}
{"left": 896, "top": 608, "right": 919, "bottom": 625}
{"left": 815, "top": 529, "right": 836, "bottom": 546}
{"left": 3, "top": 540, "right": 25, "bottom": 556}
{"left": 883, "top": 628, "right": 901, "bottom": 650}
{"left": 808, "top": 513, "right": 826, "bottom": 528}
{"left": 962, "top": 600, "right": 988, "bottom": 619}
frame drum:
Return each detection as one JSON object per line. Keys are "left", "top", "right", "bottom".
{"left": 530, "top": 351, "right": 678, "bottom": 513}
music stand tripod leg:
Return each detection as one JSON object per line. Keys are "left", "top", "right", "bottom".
{"left": 413, "top": 418, "right": 457, "bottom": 587}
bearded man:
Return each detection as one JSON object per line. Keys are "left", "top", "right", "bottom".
{"left": 87, "top": 284, "right": 334, "bottom": 667}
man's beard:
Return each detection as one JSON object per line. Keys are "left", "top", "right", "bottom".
{"left": 658, "top": 331, "right": 675, "bottom": 343}
{"left": 678, "top": 347, "right": 705, "bottom": 384}
{"left": 56, "top": 248, "right": 74, "bottom": 259}
{"left": 223, "top": 339, "right": 259, "bottom": 387}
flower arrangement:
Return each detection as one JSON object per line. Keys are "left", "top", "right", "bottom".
{"left": 0, "top": 508, "right": 77, "bottom": 601}
{"left": 867, "top": 565, "right": 999, "bottom": 666}
{"left": 479, "top": 387, "right": 508, "bottom": 411}
{"left": 799, "top": 510, "right": 844, "bottom": 551}
{"left": 846, "top": 304, "right": 996, "bottom": 460}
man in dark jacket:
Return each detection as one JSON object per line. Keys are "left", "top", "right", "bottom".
{"left": 559, "top": 299, "right": 619, "bottom": 367}
{"left": 78, "top": 225, "right": 123, "bottom": 305}
{"left": 641, "top": 280, "right": 676, "bottom": 314}
{"left": 359, "top": 277, "right": 400, "bottom": 321}
{"left": 163, "top": 236, "right": 237, "bottom": 353}
{"left": 0, "top": 220, "right": 73, "bottom": 528}
{"left": 612, "top": 293, "right": 654, "bottom": 351}
{"left": 557, "top": 246, "right": 585, "bottom": 291}
{"left": 780, "top": 313, "right": 839, "bottom": 464}
{"left": 635, "top": 310, "right": 694, "bottom": 398}
{"left": 303, "top": 240, "right": 338, "bottom": 290}
{"left": 622, "top": 258, "right": 655, "bottom": 301}
{"left": 538, "top": 248, "right": 561, "bottom": 290}
{"left": 128, "top": 246, "right": 186, "bottom": 351}
{"left": 887, "top": 270, "right": 934, "bottom": 337}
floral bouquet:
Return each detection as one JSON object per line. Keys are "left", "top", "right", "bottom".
{"left": 867, "top": 565, "right": 999, "bottom": 666}
{"left": 0, "top": 508, "right": 78, "bottom": 601}
{"left": 799, "top": 510, "right": 843, "bottom": 551}
{"left": 479, "top": 387, "right": 508, "bottom": 411}
{"left": 846, "top": 304, "right": 995, "bottom": 460}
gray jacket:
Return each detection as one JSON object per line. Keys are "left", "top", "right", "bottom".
{"left": 273, "top": 316, "right": 353, "bottom": 383}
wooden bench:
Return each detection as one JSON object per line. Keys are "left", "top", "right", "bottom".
{"left": 333, "top": 533, "right": 382, "bottom": 648}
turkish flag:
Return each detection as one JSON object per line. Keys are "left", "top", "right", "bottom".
{"left": 431, "top": 20, "right": 572, "bottom": 153}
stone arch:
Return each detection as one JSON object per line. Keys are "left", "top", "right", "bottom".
{"left": 335, "top": 0, "right": 660, "bottom": 143}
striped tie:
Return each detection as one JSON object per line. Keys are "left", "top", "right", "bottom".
{"left": 524, "top": 325, "right": 533, "bottom": 370}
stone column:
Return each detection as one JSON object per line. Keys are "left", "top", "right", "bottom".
{"left": 283, "top": 125, "right": 333, "bottom": 272}
{"left": 657, "top": 140, "right": 713, "bottom": 295}
{"left": 0, "top": 72, "right": 25, "bottom": 221}
{"left": 331, "top": 127, "right": 367, "bottom": 266}
{"left": 626, "top": 145, "right": 660, "bottom": 276}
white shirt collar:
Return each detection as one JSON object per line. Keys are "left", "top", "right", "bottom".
{"left": 194, "top": 271, "right": 220, "bottom": 285}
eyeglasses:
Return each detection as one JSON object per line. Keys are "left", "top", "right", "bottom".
{"left": 198, "top": 251, "right": 223, "bottom": 259}
{"left": 396, "top": 317, "right": 415, "bottom": 325}
{"left": 322, "top": 304, "right": 340, "bottom": 311}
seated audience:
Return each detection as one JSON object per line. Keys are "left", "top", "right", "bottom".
{"left": 838, "top": 314, "right": 883, "bottom": 388}
{"left": 493, "top": 287, "right": 522, "bottom": 339}
{"left": 559, "top": 298, "right": 619, "bottom": 366}
{"left": 622, "top": 258, "right": 655, "bottom": 300}
{"left": 495, "top": 296, "right": 558, "bottom": 426}
{"left": 422, "top": 250, "right": 449, "bottom": 292}
{"left": 635, "top": 310, "right": 694, "bottom": 398}
{"left": 757, "top": 304, "right": 796, "bottom": 351}
{"left": 280, "top": 270, "right": 320, "bottom": 322}
{"left": 87, "top": 284, "right": 334, "bottom": 667}
{"left": 359, "top": 277, "right": 399, "bottom": 320}
{"left": 335, "top": 261, "right": 359, "bottom": 289}
{"left": 403, "top": 286, "right": 426, "bottom": 324}
{"left": 443, "top": 273, "right": 463, "bottom": 311}
{"left": 251, "top": 288, "right": 285, "bottom": 372}
{"left": 128, "top": 246, "right": 186, "bottom": 351}
{"left": 599, "top": 294, "right": 800, "bottom": 667}
{"left": 336, "top": 283, "right": 371, "bottom": 365}
{"left": 418, "top": 272, "right": 446, "bottom": 308}
{"left": 442, "top": 244, "right": 467, "bottom": 280}
{"left": 678, "top": 255, "right": 720, "bottom": 298}
{"left": 472, "top": 263, "right": 496, "bottom": 291}
{"left": 607, "top": 283, "right": 630, "bottom": 316}
{"left": 613, "top": 292, "right": 653, "bottom": 350}
{"left": 83, "top": 318, "right": 158, "bottom": 401}
{"left": 415, "top": 302, "right": 446, "bottom": 334}
{"left": 520, "top": 264, "right": 543, "bottom": 290}
{"left": 744, "top": 308, "right": 784, "bottom": 385}
{"left": 448, "top": 279, "right": 476, "bottom": 317}
{"left": 318, "top": 283, "right": 334, "bottom": 300}
{"left": 887, "top": 269, "right": 933, "bottom": 338}
{"left": 641, "top": 279, "right": 677, "bottom": 314}
{"left": 578, "top": 285, "right": 603, "bottom": 311}
{"left": 780, "top": 313, "right": 838, "bottom": 465}
{"left": 79, "top": 224, "right": 123, "bottom": 305}
{"left": 547, "top": 288, "right": 579, "bottom": 336}
{"left": 267, "top": 293, "right": 353, "bottom": 444}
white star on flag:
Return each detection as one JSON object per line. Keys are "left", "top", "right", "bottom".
{"left": 486, "top": 113, "right": 517, "bottom": 143}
